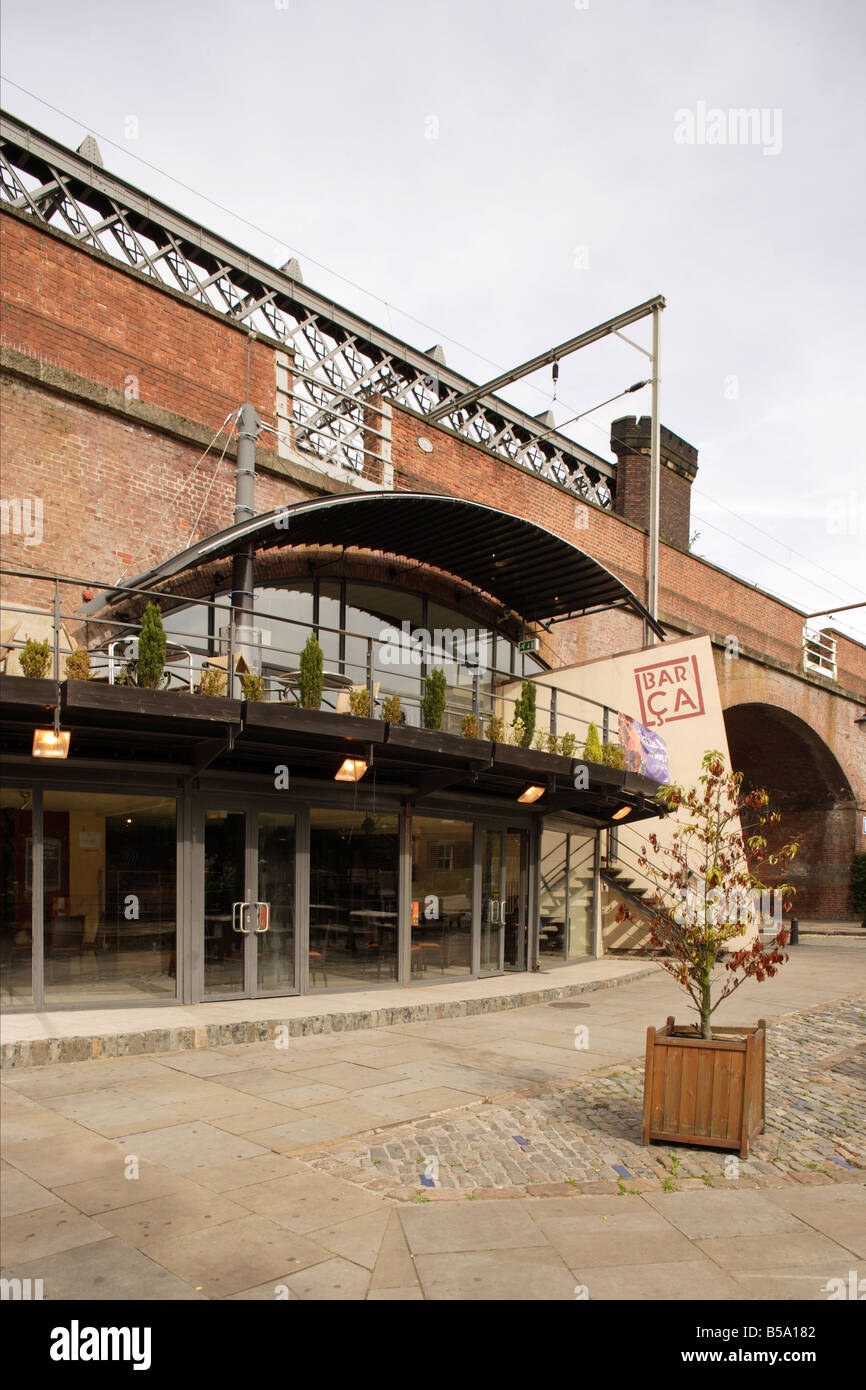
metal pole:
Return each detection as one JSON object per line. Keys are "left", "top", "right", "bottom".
{"left": 230, "top": 402, "right": 261, "bottom": 695}
{"left": 53, "top": 579, "right": 60, "bottom": 681}
{"left": 646, "top": 303, "right": 662, "bottom": 645}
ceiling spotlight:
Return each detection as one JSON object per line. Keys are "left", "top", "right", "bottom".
{"left": 335, "top": 757, "right": 368, "bottom": 783}
{"left": 518, "top": 785, "right": 545, "bottom": 803}
{"left": 32, "top": 729, "right": 71, "bottom": 759}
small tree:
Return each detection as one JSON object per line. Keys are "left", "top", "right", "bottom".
{"left": 485, "top": 715, "right": 505, "bottom": 742}
{"left": 583, "top": 721, "right": 602, "bottom": 764}
{"left": 136, "top": 603, "right": 167, "bottom": 689}
{"left": 421, "top": 668, "right": 447, "bottom": 730}
{"left": 239, "top": 672, "right": 264, "bottom": 701}
{"left": 623, "top": 750, "right": 798, "bottom": 1039}
{"left": 601, "top": 741, "right": 625, "bottom": 769}
{"left": 381, "top": 692, "right": 403, "bottom": 724}
{"left": 65, "top": 649, "right": 91, "bottom": 681}
{"left": 299, "top": 632, "right": 323, "bottom": 711}
{"left": 19, "top": 636, "right": 52, "bottom": 679}
{"left": 513, "top": 680, "right": 536, "bottom": 747}
{"left": 560, "top": 731, "right": 577, "bottom": 758}
{"left": 349, "top": 687, "right": 371, "bottom": 717}
{"left": 461, "top": 713, "right": 479, "bottom": 738}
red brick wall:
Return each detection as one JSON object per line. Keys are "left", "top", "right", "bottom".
{"left": 0, "top": 210, "right": 276, "bottom": 447}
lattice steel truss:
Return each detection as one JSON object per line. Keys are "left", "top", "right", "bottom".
{"left": 0, "top": 111, "right": 613, "bottom": 504}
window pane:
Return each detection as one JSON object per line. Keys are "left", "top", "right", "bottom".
{"left": 42, "top": 792, "right": 177, "bottom": 1004}
{"left": 539, "top": 830, "right": 567, "bottom": 958}
{"left": 567, "top": 834, "right": 595, "bottom": 957}
{"left": 411, "top": 816, "right": 473, "bottom": 977}
{"left": 0, "top": 787, "right": 33, "bottom": 1006}
{"left": 309, "top": 808, "right": 399, "bottom": 990}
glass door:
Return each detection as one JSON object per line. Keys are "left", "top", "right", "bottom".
{"left": 504, "top": 829, "right": 529, "bottom": 972}
{"left": 478, "top": 827, "right": 504, "bottom": 976}
{"left": 198, "top": 805, "right": 296, "bottom": 999}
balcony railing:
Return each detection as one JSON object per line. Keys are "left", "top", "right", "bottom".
{"left": 1, "top": 565, "right": 652, "bottom": 757}
{"left": 802, "top": 625, "right": 837, "bottom": 681}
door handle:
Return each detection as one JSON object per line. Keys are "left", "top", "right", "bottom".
{"left": 232, "top": 900, "right": 250, "bottom": 934}
{"left": 251, "top": 902, "right": 270, "bottom": 933}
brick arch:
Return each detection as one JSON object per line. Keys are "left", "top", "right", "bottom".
{"left": 723, "top": 701, "right": 857, "bottom": 921}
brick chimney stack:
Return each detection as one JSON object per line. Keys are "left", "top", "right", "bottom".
{"left": 610, "top": 416, "right": 698, "bottom": 550}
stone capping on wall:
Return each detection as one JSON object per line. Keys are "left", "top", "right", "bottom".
{"left": 0, "top": 344, "right": 354, "bottom": 500}
{"left": 0, "top": 969, "right": 657, "bottom": 1070}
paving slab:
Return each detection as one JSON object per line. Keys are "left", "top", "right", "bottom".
{"left": 312, "top": 1209, "right": 392, "bottom": 1270}
{"left": 54, "top": 1164, "right": 193, "bottom": 1216}
{"left": 138, "top": 1214, "right": 331, "bottom": 1299}
{"left": 399, "top": 1200, "right": 547, "bottom": 1254}
{"left": 2, "top": 1237, "right": 206, "bottom": 1300}
{"left": 570, "top": 1257, "right": 743, "bottom": 1301}
{"left": 112, "top": 1121, "right": 270, "bottom": 1171}
{"left": 2, "top": 1131, "right": 129, "bottom": 1187}
{"left": 1, "top": 1166, "right": 61, "bottom": 1219}
{"left": 369, "top": 1210, "right": 419, "bottom": 1290}
{"left": 694, "top": 1230, "right": 852, "bottom": 1271}
{"left": 415, "top": 1246, "right": 577, "bottom": 1300}
{"left": 1, "top": 1201, "right": 111, "bottom": 1263}
{"left": 233, "top": 1170, "right": 386, "bottom": 1233}
{"left": 191, "top": 1154, "right": 305, "bottom": 1192}
{"left": 641, "top": 1189, "right": 812, "bottom": 1239}
{"left": 92, "top": 1186, "right": 249, "bottom": 1249}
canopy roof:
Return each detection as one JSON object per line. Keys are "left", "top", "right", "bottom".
{"left": 96, "top": 492, "right": 665, "bottom": 635}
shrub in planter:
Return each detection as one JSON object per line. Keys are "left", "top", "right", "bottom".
{"left": 461, "top": 713, "right": 479, "bottom": 738}
{"left": 510, "top": 716, "right": 526, "bottom": 747}
{"left": 299, "top": 632, "right": 323, "bottom": 711}
{"left": 19, "top": 636, "right": 52, "bottom": 679}
{"left": 239, "top": 673, "right": 264, "bottom": 701}
{"left": 381, "top": 692, "right": 403, "bottom": 724}
{"left": 349, "top": 687, "right": 371, "bottom": 718}
{"left": 64, "top": 649, "right": 91, "bottom": 681}
{"left": 624, "top": 750, "right": 798, "bottom": 1156}
{"left": 421, "top": 667, "right": 447, "bottom": 731}
{"left": 485, "top": 715, "right": 505, "bottom": 742}
{"left": 512, "top": 680, "right": 536, "bottom": 746}
{"left": 560, "top": 731, "right": 577, "bottom": 758}
{"left": 601, "top": 741, "right": 625, "bottom": 769}
{"left": 583, "top": 721, "right": 602, "bottom": 764}
{"left": 546, "top": 731, "right": 560, "bottom": 755}
{"left": 136, "top": 603, "right": 167, "bottom": 689}
{"left": 532, "top": 730, "right": 547, "bottom": 751}
{"left": 197, "top": 666, "right": 226, "bottom": 697}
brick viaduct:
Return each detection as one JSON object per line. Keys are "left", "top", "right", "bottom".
{"left": 1, "top": 192, "right": 864, "bottom": 920}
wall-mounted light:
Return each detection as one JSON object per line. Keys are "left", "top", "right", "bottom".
{"left": 612, "top": 803, "right": 632, "bottom": 820}
{"left": 518, "top": 784, "right": 545, "bottom": 803}
{"left": 32, "top": 728, "right": 71, "bottom": 759}
{"left": 335, "top": 757, "right": 368, "bottom": 782}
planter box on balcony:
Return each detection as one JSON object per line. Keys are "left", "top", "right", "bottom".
{"left": 243, "top": 703, "right": 386, "bottom": 750}
{"left": 0, "top": 674, "right": 58, "bottom": 718}
{"left": 492, "top": 743, "right": 574, "bottom": 778}
{"left": 60, "top": 681, "right": 242, "bottom": 730}
{"left": 643, "top": 1015, "right": 766, "bottom": 1158}
{"left": 385, "top": 724, "right": 492, "bottom": 763}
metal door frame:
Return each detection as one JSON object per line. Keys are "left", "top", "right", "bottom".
{"left": 191, "top": 795, "right": 301, "bottom": 1002}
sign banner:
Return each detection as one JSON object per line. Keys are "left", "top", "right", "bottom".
{"left": 618, "top": 713, "right": 670, "bottom": 784}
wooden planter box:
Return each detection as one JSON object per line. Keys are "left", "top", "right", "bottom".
{"left": 643, "top": 1016, "right": 766, "bottom": 1158}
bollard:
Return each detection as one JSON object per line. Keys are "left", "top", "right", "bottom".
{"left": 790, "top": 918, "right": 799, "bottom": 946}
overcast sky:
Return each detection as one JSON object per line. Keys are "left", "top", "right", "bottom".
{"left": 2, "top": 0, "right": 864, "bottom": 643}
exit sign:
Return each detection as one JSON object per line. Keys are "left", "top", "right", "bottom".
{"left": 518, "top": 638, "right": 539, "bottom": 653}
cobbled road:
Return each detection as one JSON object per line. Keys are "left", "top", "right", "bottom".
{"left": 303, "top": 999, "right": 865, "bottom": 1200}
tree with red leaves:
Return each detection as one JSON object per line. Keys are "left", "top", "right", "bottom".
{"left": 619, "top": 749, "right": 799, "bottom": 1039}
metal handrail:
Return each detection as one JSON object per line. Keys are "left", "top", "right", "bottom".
{"left": 0, "top": 563, "right": 645, "bottom": 741}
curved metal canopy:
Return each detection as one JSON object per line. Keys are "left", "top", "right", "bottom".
{"left": 95, "top": 492, "right": 665, "bottom": 634}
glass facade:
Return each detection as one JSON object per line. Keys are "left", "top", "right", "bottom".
{"left": 539, "top": 829, "right": 595, "bottom": 960}
{"left": 1, "top": 786, "right": 34, "bottom": 1007}
{"left": 41, "top": 791, "right": 177, "bottom": 1004}
{"left": 309, "top": 808, "right": 400, "bottom": 990}
{"left": 410, "top": 816, "right": 473, "bottom": 977}
{"left": 2, "top": 789, "right": 597, "bottom": 1009}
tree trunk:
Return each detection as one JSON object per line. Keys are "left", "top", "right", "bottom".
{"left": 700, "top": 976, "right": 713, "bottom": 1039}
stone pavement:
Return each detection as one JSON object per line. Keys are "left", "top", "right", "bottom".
{"left": 2, "top": 937, "right": 864, "bottom": 1300}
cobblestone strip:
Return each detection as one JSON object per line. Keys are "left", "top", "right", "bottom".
{"left": 299, "top": 998, "right": 866, "bottom": 1200}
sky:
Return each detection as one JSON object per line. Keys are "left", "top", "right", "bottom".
{"left": 2, "top": 0, "right": 864, "bottom": 643}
